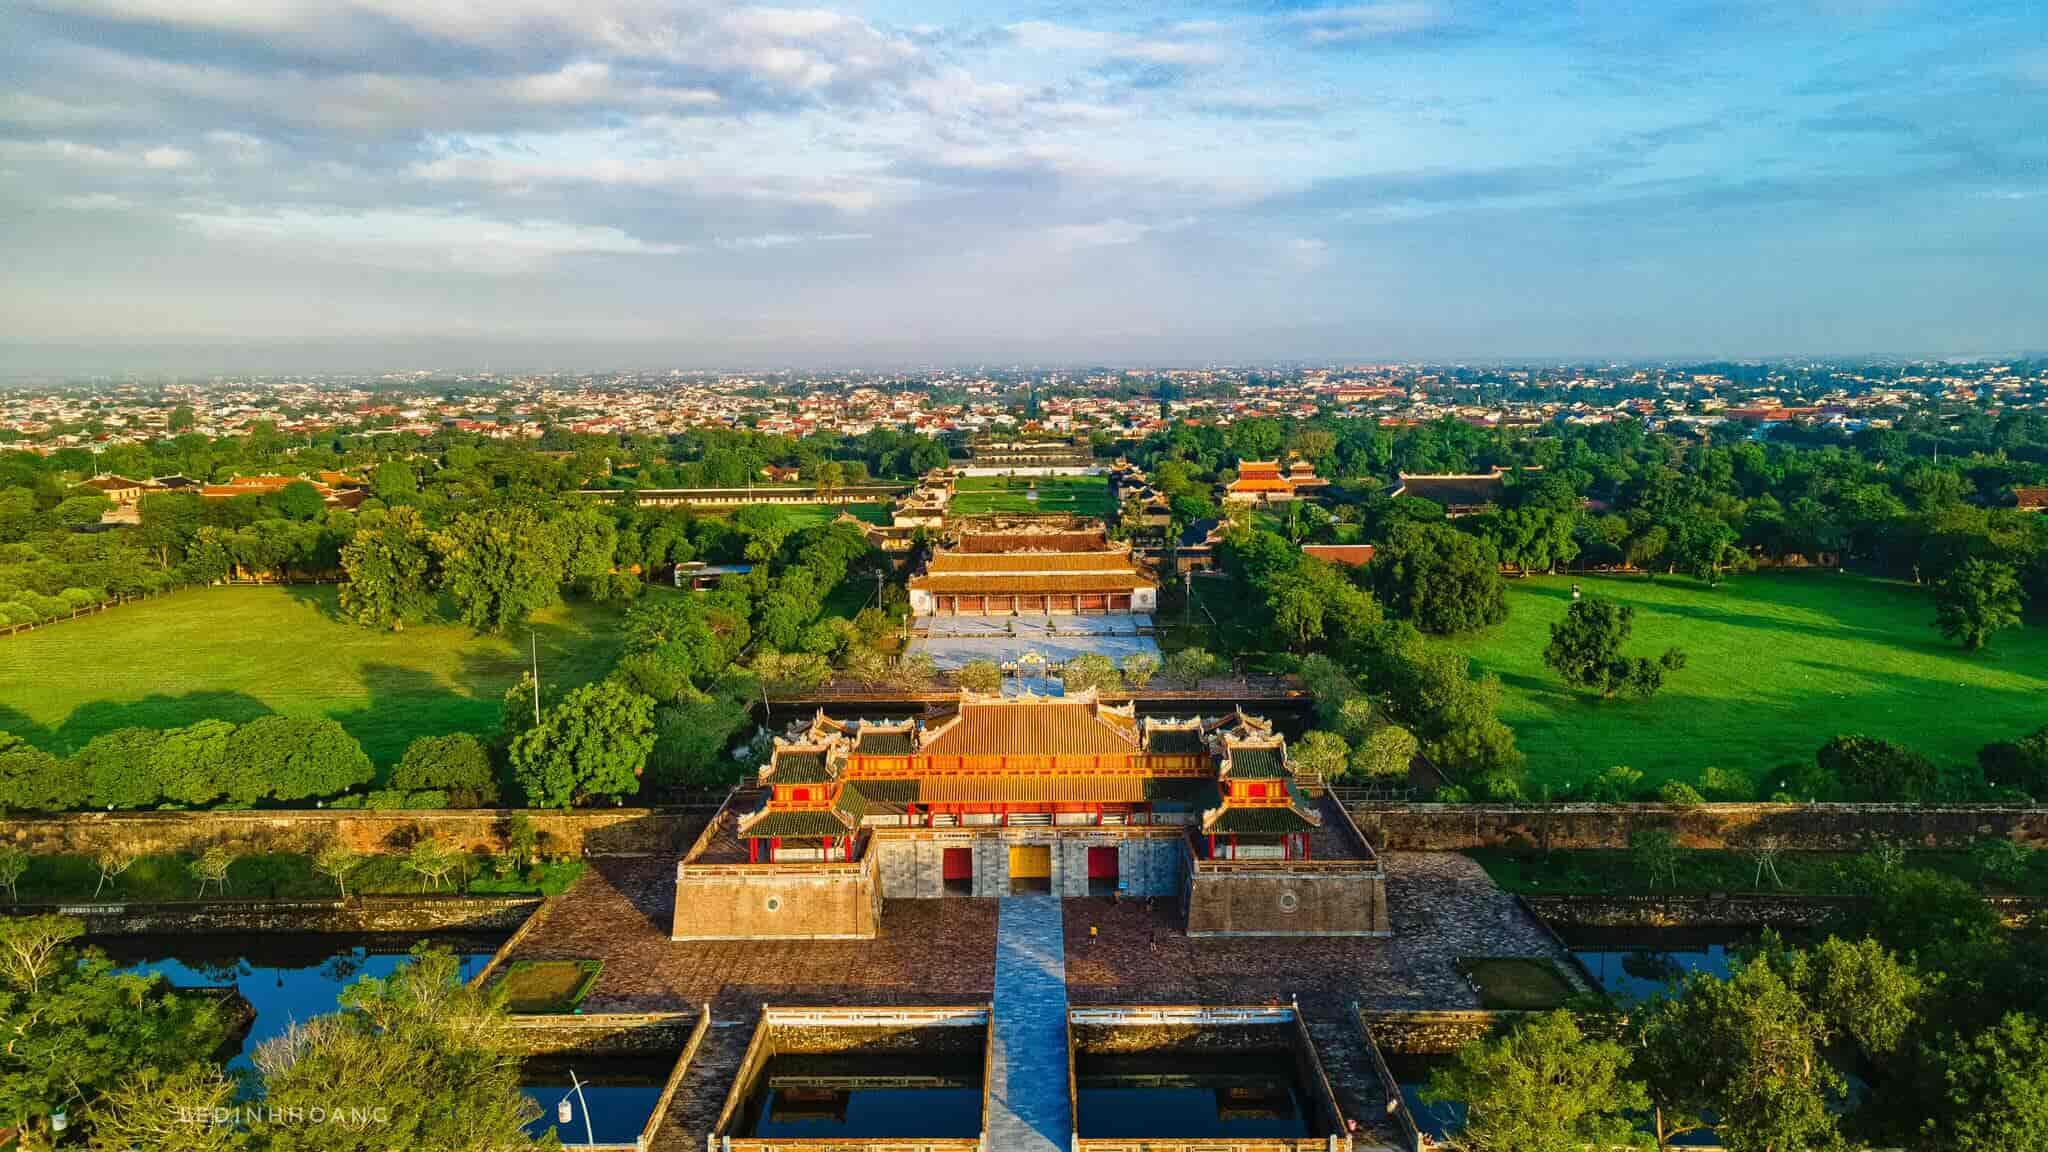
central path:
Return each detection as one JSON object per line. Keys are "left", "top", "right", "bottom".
{"left": 987, "top": 893, "right": 1071, "bottom": 1152}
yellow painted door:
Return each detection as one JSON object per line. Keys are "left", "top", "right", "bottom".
{"left": 1008, "top": 844, "right": 1052, "bottom": 880}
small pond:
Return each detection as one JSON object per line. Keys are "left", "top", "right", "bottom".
{"left": 733, "top": 1053, "right": 984, "bottom": 1139}
{"left": 95, "top": 934, "right": 663, "bottom": 1147}
{"left": 1563, "top": 926, "right": 1747, "bottom": 1005}
{"left": 521, "top": 1054, "right": 672, "bottom": 1145}
{"left": 1075, "top": 1050, "right": 1322, "bottom": 1140}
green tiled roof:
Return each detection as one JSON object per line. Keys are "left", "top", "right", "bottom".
{"left": 855, "top": 729, "right": 916, "bottom": 755}
{"left": 1204, "top": 805, "right": 1317, "bottom": 834}
{"left": 835, "top": 779, "right": 923, "bottom": 821}
{"left": 1144, "top": 778, "right": 1221, "bottom": 810}
{"left": 771, "top": 749, "right": 834, "bottom": 783}
{"left": 1145, "top": 728, "right": 1205, "bottom": 755}
{"left": 742, "top": 810, "right": 850, "bottom": 840}
{"left": 1226, "top": 746, "right": 1287, "bottom": 779}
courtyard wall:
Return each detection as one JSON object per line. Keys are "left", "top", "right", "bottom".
{"left": 0, "top": 808, "right": 700, "bottom": 858}
{"left": 1348, "top": 802, "right": 2047, "bottom": 852}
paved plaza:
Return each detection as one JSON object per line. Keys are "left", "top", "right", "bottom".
{"left": 515, "top": 850, "right": 1574, "bottom": 1150}
{"left": 909, "top": 612, "right": 1162, "bottom": 671}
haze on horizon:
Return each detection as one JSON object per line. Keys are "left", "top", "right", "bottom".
{"left": 1, "top": 0, "right": 2045, "bottom": 377}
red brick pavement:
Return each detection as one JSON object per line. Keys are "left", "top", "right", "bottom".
{"left": 505, "top": 857, "right": 998, "bottom": 1014}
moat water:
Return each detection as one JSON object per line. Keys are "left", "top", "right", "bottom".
{"left": 733, "top": 1053, "right": 985, "bottom": 1139}
{"left": 1074, "top": 1050, "right": 1323, "bottom": 1140}
{"left": 94, "top": 934, "right": 662, "bottom": 1146}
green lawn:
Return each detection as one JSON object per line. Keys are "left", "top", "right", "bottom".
{"left": 1441, "top": 573, "right": 2048, "bottom": 790}
{"left": 0, "top": 586, "right": 627, "bottom": 765}
{"left": 950, "top": 475, "right": 1112, "bottom": 517}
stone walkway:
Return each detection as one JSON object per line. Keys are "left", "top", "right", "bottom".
{"left": 987, "top": 894, "right": 1071, "bottom": 1152}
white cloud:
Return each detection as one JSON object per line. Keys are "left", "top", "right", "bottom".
{"left": 1004, "top": 19, "right": 1224, "bottom": 68}
{"left": 1043, "top": 216, "right": 1194, "bottom": 251}
{"left": 1289, "top": 3, "right": 1442, "bottom": 45}
{"left": 176, "top": 206, "right": 687, "bottom": 272}
{"left": 1282, "top": 236, "right": 1332, "bottom": 269}
{"left": 718, "top": 231, "right": 872, "bottom": 249}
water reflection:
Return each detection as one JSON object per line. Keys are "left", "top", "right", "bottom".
{"left": 1075, "top": 1051, "right": 1320, "bottom": 1140}
{"left": 96, "top": 934, "right": 501, "bottom": 1069}
{"left": 736, "top": 1054, "right": 984, "bottom": 1139}
{"left": 521, "top": 1055, "right": 670, "bottom": 1145}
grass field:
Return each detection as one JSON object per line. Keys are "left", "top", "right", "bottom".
{"left": 950, "top": 475, "right": 1112, "bottom": 517}
{"left": 1442, "top": 573, "right": 2048, "bottom": 790}
{"left": 0, "top": 585, "right": 627, "bottom": 765}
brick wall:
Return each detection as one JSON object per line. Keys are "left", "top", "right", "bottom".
{"left": 0, "top": 808, "right": 701, "bottom": 858}
{"left": 1349, "top": 803, "right": 2048, "bottom": 852}
{"left": 0, "top": 894, "right": 540, "bottom": 935}
{"left": 1184, "top": 870, "right": 1390, "bottom": 937}
{"left": 672, "top": 862, "right": 880, "bottom": 940}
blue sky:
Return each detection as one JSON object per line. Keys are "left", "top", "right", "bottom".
{"left": 1, "top": 0, "right": 2044, "bottom": 370}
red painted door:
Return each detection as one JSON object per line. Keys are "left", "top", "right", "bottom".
{"left": 1087, "top": 846, "right": 1119, "bottom": 879}
{"left": 942, "top": 847, "right": 974, "bottom": 880}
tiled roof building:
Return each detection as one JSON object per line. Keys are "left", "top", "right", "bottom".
{"left": 907, "top": 530, "right": 1157, "bottom": 616}
{"left": 676, "top": 691, "right": 1388, "bottom": 940}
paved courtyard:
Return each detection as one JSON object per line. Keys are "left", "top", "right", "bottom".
{"left": 517, "top": 850, "right": 1574, "bottom": 1150}
{"left": 909, "top": 613, "right": 1161, "bottom": 671}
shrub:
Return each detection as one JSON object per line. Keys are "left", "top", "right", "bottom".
{"left": 391, "top": 734, "right": 497, "bottom": 807}
{"left": 1818, "top": 735, "right": 1939, "bottom": 803}
{"left": 956, "top": 660, "right": 1003, "bottom": 694}
{"left": 1660, "top": 781, "right": 1706, "bottom": 808}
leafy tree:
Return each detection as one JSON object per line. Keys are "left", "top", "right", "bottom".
{"left": 1817, "top": 733, "right": 1939, "bottom": 803}
{"left": 190, "top": 844, "right": 235, "bottom": 897}
{"left": 1355, "top": 725, "right": 1418, "bottom": 782}
{"left": 0, "top": 916, "right": 227, "bottom": 1145}
{"left": 1635, "top": 954, "right": 1841, "bottom": 1152}
{"left": 1370, "top": 520, "right": 1508, "bottom": 634}
{"left": 433, "top": 505, "right": 569, "bottom": 633}
{"left": 644, "top": 692, "right": 752, "bottom": 793}
{"left": 1062, "top": 653, "right": 1123, "bottom": 695}
{"left": 509, "top": 679, "right": 656, "bottom": 808}
{"left": 1121, "top": 653, "right": 1160, "bottom": 688}
{"left": 1923, "top": 1013, "right": 2048, "bottom": 1152}
{"left": 93, "top": 847, "right": 134, "bottom": 897}
{"left": 1421, "top": 1010, "right": 1649, "bottom": 1152}
{"left": 957, "top": 660, "right": 1004, "bottom": 694}
{"left": 272, "top": 479, "right": 329, "bottom": 522}
{"left": 339, "top": 506, "right": 436, "bottom": 630}
{"left": 1971, "top": 837, "right": 2034, "bottom": 886}
{"left": 391, "top": 733, "right": 499, "bottom": 807}
{"left": 503, "top": 813, "right": 540, "bottom": 871}
{"left": 887, "top": 652, "right": 938, "bottom": 691}
{"left": 76, "top": 726, "right": 166, "bottom": 809}
{"left": 224, "top": 716, "right": 374, "bottom": 804}
{"left": 149, "top": 719, "right": 237, "bottom": 806}
{"left": 1291, "top": 731, "right": 1350, "bottom": 783}
{"left": 1979, "top": 725, "right": 2048, "bottom": 798}
{"left": 252, "top": 947, "right": 548, "bottom": 1152}
{"left": 1630, "top": 829, "right": 1682, "bottom": 890}
{"left": 370, "top": 460, "right": 419, "bottom": 504}
{"left": 1936, "top": 557, "right": 2024, "bottom": 650}
{"left": 0, "top": 733, "right": 88, "bottom": 811}
{"left": 404, "top": 836, "right": 464, "bottom": 892}
{"left": 1164, "top": 647, "right": 1221, "bottom": 683}
{"left": 1590, "top": 764, "right": 1644, "bottom": 803}
{"left": 315, "top": 840, "right": 361, "bottom": 899}
{"left": 1659, "top": 781, "right": 1705, "bottom": 807}
{"left": 0, "top": 844, "right": 25, "bottom": 903}
{"left": 82, "top": 1065, "right": 247, "bottom": 1152}
{"left": 1542, "top": 598, "right": 1686, "bottom": 699}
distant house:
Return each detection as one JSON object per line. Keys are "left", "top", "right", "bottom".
{"left": 762, "top": 465, "right": 802, "bottom": 483}
{"left": 1222, "top": 456, "right": 1329, "bottom": 505}
{"left": 1390, "top": 467, "right": 1535, "bottom": 518}
{"left": 73, "top": 475, "right": 156, "bottom": 506}
{"left": 199, "top": 473, "right": 361, "bottom": 509}
{"left": 674, "top": 562, "right": 754, "bottom": 590}
{"left": 1302, "top": 544, "right": 1374, "bottom": 567}
{"left": 150, "top": 474, "right": 200, "bottom": 491}
{"left": 2017, "top": 486, "right": 2048, "bottom": 512}
{"left": 1175, "top": 518, "right": 1225, "bottom": 573}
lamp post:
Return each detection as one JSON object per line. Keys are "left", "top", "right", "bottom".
{"left": 557, "top": 1070, "right": 595, "bottom": 1147}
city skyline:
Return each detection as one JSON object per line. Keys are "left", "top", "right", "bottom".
{"left": 3, "top": 1, "right": 2046, "bottom": 374}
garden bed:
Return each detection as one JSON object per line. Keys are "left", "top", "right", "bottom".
{"left": 497, "top": 959, "right": 604, "bottom": 1013}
